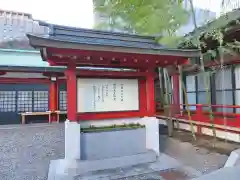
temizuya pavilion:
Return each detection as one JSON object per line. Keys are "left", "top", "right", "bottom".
{"left": 27, "top": 22, "right": 200, "bottom": 177}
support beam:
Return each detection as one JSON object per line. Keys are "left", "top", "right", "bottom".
{"left": 146, "top": 69, "right": 155, "bottom": 116}
{"left": 65, "top": 63, "right": 77, "bottom": 121}
{"left": 172, "top": 74, "right": 180, "bottom": 114}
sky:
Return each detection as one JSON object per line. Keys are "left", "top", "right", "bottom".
{"left": 0, "top": 0, "right": 225, "bottom": 28}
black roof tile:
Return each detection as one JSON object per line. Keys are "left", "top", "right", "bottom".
{"left": 36, "top": 21, "right": 164, "bottom": 50}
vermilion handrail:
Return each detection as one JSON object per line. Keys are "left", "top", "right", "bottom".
{"left": 173, "top": 104, "right": 240, "bottom": 118}
{"left": 156, "top": 102, "right": 240, "bottom": 111}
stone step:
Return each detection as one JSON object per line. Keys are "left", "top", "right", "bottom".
{"left": 48, "top": 150, "right": 157, "bottom": 180}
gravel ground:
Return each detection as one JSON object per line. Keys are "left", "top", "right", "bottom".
{"left": 118, "top": 171, "right": 164, "bottom": 180}
{"left": 0, "top": 124, "right": 232, "bottom": 180}
{"left": 160, "top": 135, "right": 228, "bottom": 174}
{"left": 118, "top": 168, "right": 194, "bottom": 180}
{"left": 0, "top": 123, "right": 64, "bottom": 180}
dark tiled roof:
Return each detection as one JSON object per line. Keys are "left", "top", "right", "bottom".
{"left": 27, "top": 21, "right": 200, "bottom": 58}
{"left": 35, "top": 21, "right": 164, "bottom": 50}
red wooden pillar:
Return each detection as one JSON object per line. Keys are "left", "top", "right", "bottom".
{"left": 146, "top": 69, "right": 155, "bottom": 116}
{"left": 49, "top": 77, "right": 58, "bottom": 121}
{"left": 65, "top": 63, "right": 77, "bottom": 121}
{"left": 139, "top": 78, "right": 147, "bottom": 115}
{"left": 172, "top": 74, "right": 180, "bottom": 114}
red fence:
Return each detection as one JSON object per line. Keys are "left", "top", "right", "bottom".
{"left": 156, "top": 103, "right": 240, "bottom": 129}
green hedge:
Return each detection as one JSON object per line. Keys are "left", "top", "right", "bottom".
{"left": 81, "top": 123, "right": 145, "bottom": 133}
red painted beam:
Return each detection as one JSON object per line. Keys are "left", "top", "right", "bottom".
{"left": 0, "top": 78, "right": 50, "bottom": 84}
{"left": 0, "top": 72, "right": 7, "bottom": 76}
{"left": 46, "top": 48, "right": 186, "bottom": 68}
{"left": 77, "top": 70, "right": 147, "bottom": 78}
{"left": 42, "top": 72, "right": 65, "bottom": 77}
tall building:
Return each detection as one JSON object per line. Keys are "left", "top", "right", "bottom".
{"left": 176, "top": 8, "right": 216, "bottom": 35}
{"left": 176, "top": 0, "right": 216, "bottom": 35}
{"left": 221, "top": 0, "right": 240, "bottom": 14}
{"left": 0, "top": 9, "right": 48, "bottom": 45}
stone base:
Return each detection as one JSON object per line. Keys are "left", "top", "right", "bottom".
{"left": 224, "top": 148, "right": 240, "bottom": 167}
{"left": 48, "top": 150, "right": 157, "bottom": 180}
{"left": 65, "top": 120, "right": 81, "bottom": 159}
{"left": 64, "top": 117, "right": 160, "bottom": 160}
{"left": 144, "top": 117, "right": 160, "bottom": 156}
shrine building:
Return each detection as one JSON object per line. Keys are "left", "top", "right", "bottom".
{"left": 0, "top": 21, "right": 200, "bottom": 126}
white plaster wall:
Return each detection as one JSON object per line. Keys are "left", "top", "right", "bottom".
{"left": 202, "top": 127, "right": 240, "bottom": 142}
{"left": 169, "top": 121, "right": 240, "bottom": 142}
{"left": 174, "top": 122, "right": 197, "bottom": 132}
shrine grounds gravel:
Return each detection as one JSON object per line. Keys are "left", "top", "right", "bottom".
{"left": 0, "top": 123, "right": 64, "bottom": 180}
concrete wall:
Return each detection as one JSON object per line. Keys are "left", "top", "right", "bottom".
{"left": 80, "top": 128, "right": 147, "bottom": 160}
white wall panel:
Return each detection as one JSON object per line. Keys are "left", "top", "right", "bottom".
{"left": 77, "top": 78, "right": 139, "bottom": 113}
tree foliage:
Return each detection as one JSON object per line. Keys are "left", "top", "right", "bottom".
{"left": 94, "top": 0, "right": 189, "bottom": 41}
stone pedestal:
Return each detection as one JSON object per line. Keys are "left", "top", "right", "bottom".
{"left": 65, "top": 120, "right": 81, "bottom": 159}
{"left": 144, "top": 117, "right": 160, "bottom": 156}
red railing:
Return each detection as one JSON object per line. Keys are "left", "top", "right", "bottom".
{"left": 156, "top": 103, "right": 240, "bottom": 128}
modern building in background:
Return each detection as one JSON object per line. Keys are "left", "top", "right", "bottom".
{"left": 176, "top": 0, "right": 216, "bottom": 35}
{"left": 221, "top": 0, "right": 240, "bottom": 14}
{"left": 0, "top": 9, "right": 48, "bottom": 49}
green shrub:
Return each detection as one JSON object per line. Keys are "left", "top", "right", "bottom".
{"left": 81, "top": 123, "right": 145, "bottom": 133}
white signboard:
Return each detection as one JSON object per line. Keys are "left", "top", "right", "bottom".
{"left": 77, "top": 78, "right": 139, "bottom": 112}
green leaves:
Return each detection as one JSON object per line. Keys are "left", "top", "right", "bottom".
{"left": 94, "top": 0, "right": 189, "bottom": 38}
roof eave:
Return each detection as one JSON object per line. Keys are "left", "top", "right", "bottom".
{"left": 27, "top": 34, "right": 201, "bottom": 58}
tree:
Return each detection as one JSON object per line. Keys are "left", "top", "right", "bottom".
{"left": 93, "top": 0, "right": 189, "bottom": 46}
